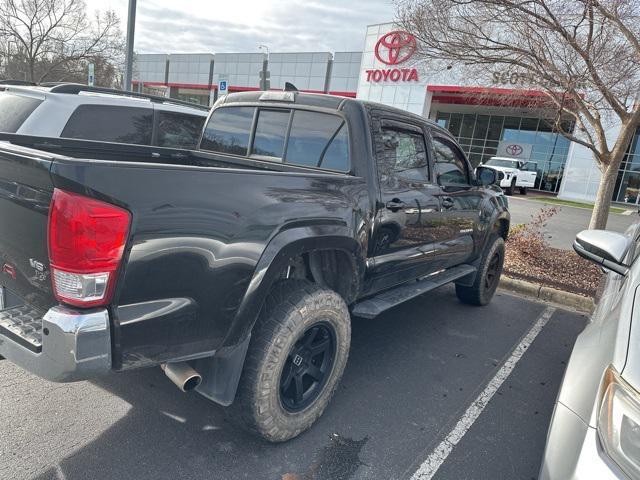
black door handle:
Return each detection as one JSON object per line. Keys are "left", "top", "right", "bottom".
{"left": 441, "top": 197, "right": 454, "bottom": 209}
{"left": 385, "top": 199, "right": 407, "bottom": 212}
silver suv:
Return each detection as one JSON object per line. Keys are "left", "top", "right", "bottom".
{"left": 541, "top": 224, "right": 640, "bottom": 479}
{"left": 0, "top": 82, "right": 208, "bottom": 149}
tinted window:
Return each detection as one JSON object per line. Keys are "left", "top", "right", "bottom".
{"left": 0, "top": 93, "right": 42, "bottom": 133}
{"left": 432, "top": 137, "right": 470, "bottom": 186}
{"left": 285, "top": 111, "right": 349, "bottom": 171}
{"left": 200, "top": 106, "right": 254, "bottom": 155}
{"left": 379, "top": 127, "right": 429, "bottom": 182}
{"left": 321, "top": 125, "right": 349, "bottom": 171}
{"left": 252, "top": 109, "right": 289, "bottom": 158}
{"left": 61, "top": 105, "right": 153, "bottom": 144}
{"left": 156, "top": 111, "right": 205, "bottom": 148}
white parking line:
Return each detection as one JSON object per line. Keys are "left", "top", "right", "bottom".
{"left": 410, "top": 306, "right": 557, "bottom": 480}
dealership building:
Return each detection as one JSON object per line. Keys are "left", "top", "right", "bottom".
{"left": 133, "top": 22, "right": 640, "bottom": 205}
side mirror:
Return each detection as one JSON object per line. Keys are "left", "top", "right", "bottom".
{"left": 475, "top": 166, "right": 502, "bottom": 186}
{"left": 573, "top": 229, "right": 630, "bottom": 276}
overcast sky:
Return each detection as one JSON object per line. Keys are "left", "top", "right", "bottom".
{"left": 85, "top": 0, "right": 394, "bottom": 54}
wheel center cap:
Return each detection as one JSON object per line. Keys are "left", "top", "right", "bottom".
{"left": 293, "top": 354, "right": 304, "bottom": 367}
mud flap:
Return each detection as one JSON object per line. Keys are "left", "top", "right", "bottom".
{"left": 193, "top": 334, "right": 251, "bottom": 406}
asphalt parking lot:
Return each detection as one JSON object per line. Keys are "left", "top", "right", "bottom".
{"left": 0, "top": 286, "right": 586, "bottom": 480}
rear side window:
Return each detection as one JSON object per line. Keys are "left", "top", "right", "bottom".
{"left": 156, "top": 111, "right": 205, "bottom": 148}
{"left": 200, "top": 106, "right": 255, "bottom": 155}
{"left": 378, "top": 127, "right": 429, "bottom": 182}
{"left": 0, "top": 93, "right": 42, "bottom": 133}
{"left": 286, "top": 111, "right": 349, "bottom": 171}
{"left": 61, "top": 105, "right": 153, "bottom": 145}
{"left": 200, "top": 106, "right": 350, "bottom": 172}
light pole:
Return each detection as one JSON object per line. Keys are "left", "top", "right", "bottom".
{"left": 123, "top": 0, "right": 137, "bottom": 91}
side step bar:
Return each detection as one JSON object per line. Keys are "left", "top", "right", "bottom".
{"left": 352, "top": 264, "right": 476, "bottom": 319}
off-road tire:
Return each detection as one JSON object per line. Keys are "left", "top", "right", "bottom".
{"left": 455, "top": 235, "right": 505, "bottom": 306}
{"left": 230, "top": 280, "right": 351, "bottom": 442}
{"left": 505, "top": 178, "right": 516, "bottom": 195}
{"left": 519, "top": 186, "right": 528, "bottom": 195}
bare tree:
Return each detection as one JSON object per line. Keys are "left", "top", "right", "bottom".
{"left": 397, "top": 0, "right": 640, "bottom": 229}
{"left": 0, "top": 0, "right": 123, "bottom": 85}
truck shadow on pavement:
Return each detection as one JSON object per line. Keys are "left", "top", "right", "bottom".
{"left": 30, "top": 288, "right": 573, "bottom": 480}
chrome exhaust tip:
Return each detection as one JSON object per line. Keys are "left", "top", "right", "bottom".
{"left": 161, "top": 362, "right": 202, "bottom": 392}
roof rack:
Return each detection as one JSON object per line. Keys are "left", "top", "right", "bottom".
{"left": 0, "top": 79, "right": 38, "bottom": 86}
{"left": 48, "top": 83, "right": 209, "bottom": 111}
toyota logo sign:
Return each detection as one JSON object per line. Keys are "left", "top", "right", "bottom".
{"left": 366, "top": 30, "right": 420, "bottom": 83}
{"left": 506, "top": 144, "right": 524, "bottom": 156}
{"left": 374, "top": 30, "right": 417, "bottom": 65}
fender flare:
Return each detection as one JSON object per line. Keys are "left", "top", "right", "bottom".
{"left": 223, "top": 222, "right": 366, "bottom": 348}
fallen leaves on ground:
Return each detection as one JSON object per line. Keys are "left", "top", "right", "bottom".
{"left": 504, "top": 245, "right": 602, "bottom": 297}
{"left": 504, "top": 206, "right": 602, "bottom": 297}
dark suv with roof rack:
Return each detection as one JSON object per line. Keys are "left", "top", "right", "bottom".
{"left": 0, "top": 82, "right": 208, "bottom": 149}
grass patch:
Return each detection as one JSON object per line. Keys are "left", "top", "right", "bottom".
{"left": 528, "top": 196, "right": 627, "bottom": 214}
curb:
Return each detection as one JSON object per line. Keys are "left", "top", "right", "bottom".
{"left": 499, "top": 276, "right": 594, "bottom": 314}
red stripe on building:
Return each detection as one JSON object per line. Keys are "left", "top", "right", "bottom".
{"left": 427, "top": 85, "right": 546, "bottom": 97}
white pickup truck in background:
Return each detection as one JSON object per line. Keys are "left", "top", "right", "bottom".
{"left": 482, "top": 157, "right": 538, "bottom": 195}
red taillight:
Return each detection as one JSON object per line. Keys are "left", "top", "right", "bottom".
{"left": 48, "top": 188, "right": 131, "bottom": 307}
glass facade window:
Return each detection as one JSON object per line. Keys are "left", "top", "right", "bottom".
{"left": 435, "top": 112, "right": 573, "bottom": 193}
{"left": 614, "top": 128, "right": 640, "bottom": 204}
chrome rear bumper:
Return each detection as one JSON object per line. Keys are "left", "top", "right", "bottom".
{"left": 0, "top": 305, "right": 111, "bottom": 382}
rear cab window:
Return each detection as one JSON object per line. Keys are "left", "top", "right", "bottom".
{"left": 200, "top": 106, "right": 350, "bottom": 172}
{"left": 0, "top": 93, "right": 43, "bottom": 133}
{"left": 61, "top": 104, "right": 153, "bottom": 145}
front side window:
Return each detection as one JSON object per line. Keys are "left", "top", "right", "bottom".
{"left": 432, "top": 136, "right": 470, "bottom": 186}
{"left": 0, "top": 93, "right": 42, "bottom": 133}
{"left": 379, "top": 127, "right": 429, "bottom": 183}
{"left": 200, "top": 106, "right": 255, "bottom": 155}
{"left": 156, "top": 111, "right": 206, "bottom": 149}
{"left": 285, "top": 110, "right": 349, "bottom": 171}
{"left": 61, "top": 105, "right": 153, "bottom": 144}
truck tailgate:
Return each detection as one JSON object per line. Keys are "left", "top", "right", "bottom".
{"left": 0, "top": 143, "right": 55, "bottom": 319}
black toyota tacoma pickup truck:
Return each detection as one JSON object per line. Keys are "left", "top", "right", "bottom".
{"left": 0, "top": 90, "right": 509, "bottom": 441}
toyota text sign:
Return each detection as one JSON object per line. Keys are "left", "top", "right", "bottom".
{"left": 366, "top": 31, "right": 419, "bottom": 83}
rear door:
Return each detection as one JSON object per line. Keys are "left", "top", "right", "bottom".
{"left": 429, "top": 132, "right": 482, "bottom": 267}
{"left": 368, "top": 118, "right": 442, "bottom": 291}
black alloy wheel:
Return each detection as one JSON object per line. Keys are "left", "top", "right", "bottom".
{"left": 455, "top": 235, "right": 505, "bottom": 306}
{"left": 484, "top": 250, "right": 502, "bottom": 294}
{"left": 279, "top": 322, "right": 336, "bottom": 413}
